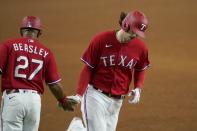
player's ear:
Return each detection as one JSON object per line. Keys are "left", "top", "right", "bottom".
{"left": 20, "top": 30, "right": 23, "bottom": 37}
{"left": 37, "top": 30, "right": 42, "bottom": 37}
{"left": 119, "top": 12, "right": 127, "bottom": 26}
{"left": 20, "top": 28, "right": 25, "bottom": 37}
{"left": 37, "top": 30, "right": 42, "bottom": 38}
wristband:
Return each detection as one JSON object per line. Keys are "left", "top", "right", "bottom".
{"left": 58, "top": 96, "right": 67, "bottom": 104}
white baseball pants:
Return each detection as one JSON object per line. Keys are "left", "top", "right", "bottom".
{"left": 0, "top": 89, "right": 41, "bottom": 131}
{"left": 81, "top": 85, "right": 123, "bottom": 131}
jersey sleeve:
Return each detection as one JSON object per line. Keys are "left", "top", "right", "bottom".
{"left": 80, "top": 36, "right": 100, "bottom": 68}
{"left": 134, "top": 47, "right": 150, "bottom": 71}
{"left": 45, "top": 51, "right": 61, "bottom": 85}
{"left": 77, "top": 65, "right": 92, "bottom": 96}
{"left": 133, "top": 69, "right": 145, "bottom": 88}
{"left": 0, "top": 43, "right": 8, "bottom": 74}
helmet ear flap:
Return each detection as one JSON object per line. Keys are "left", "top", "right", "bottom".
{"left": 122, "top": 23, "right": 130, "bottom": 32}
{"left": 120, "top": 12, "right": 132, "bottom": 33}
{"left": 126, "top": 25, "right": 130, "bottom": 32}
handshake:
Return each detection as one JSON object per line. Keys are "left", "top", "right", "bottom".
{"left": 58, "top": 94, "right": 82, "bottom": 112}
{"left": 58, "top": 87, "right": 142, "bottom": 112}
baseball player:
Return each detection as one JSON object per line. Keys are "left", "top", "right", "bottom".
{"left": 0, "top": 16, "right": 77, "bottom": 131}
{"left": 67, "top": 10, "right": 150, "bottom": 131}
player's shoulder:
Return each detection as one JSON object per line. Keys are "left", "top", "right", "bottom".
{"left": 131, "top": 37, "right": 148, "bottom": 50}
{"left": 0, "top": 37, "right": 21, "bottom": 47}
{"left": 91, "top": 30, "right": 115, "bottom": 43}
{"left": 0, "top": 37, "right": 18, "bottom": 44}
{"left": 1, "top": 37, "right": 35, "bottom": 45}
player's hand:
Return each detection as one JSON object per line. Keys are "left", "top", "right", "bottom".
{"left": 67, "top": 94, "right": 82, "bottom": 104}
{"left": 128, "top": 88, "right": 141, "bottom": 104}
{"left": 58, "top": 97, "right": 78, "bottom": 112}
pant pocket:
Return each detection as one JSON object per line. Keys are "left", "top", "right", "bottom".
{"left": 4, "top": 94, "right": 21, "bottom": 106}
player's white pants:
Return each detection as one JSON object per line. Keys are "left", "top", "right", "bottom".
{"left": 0, "top": 89, "right": 41, "bottom": 131}
{"left": 81, "top": 85, "right": 123, "bottom": 131}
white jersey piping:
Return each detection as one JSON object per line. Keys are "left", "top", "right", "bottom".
{"left": 80, "top": 58, "right": 94, "bottom": 69}
{"left": 47, "top": 79, "right": 61, "bottom": 85}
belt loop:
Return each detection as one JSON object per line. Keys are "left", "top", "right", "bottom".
{"left": 97, "top": 89, "right": 103, "bottom": 93}
{"left": 121, "top": 95, "right": 125, "bottom": 99}
{"left": 3, "top": 90, "right": 6, "bottom": 97}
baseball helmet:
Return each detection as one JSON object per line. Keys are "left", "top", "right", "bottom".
{"left": 121, "top": 10, "right": 148, "bottom": 38}
{"left": 21, "top": 16, "right": 41, "bottom": 30}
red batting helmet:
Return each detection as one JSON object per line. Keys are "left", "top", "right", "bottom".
{"left": 21, "top": 16, "right": 41, "bottom": 30}
{"left": 121, "top": 10, "right": 148, "bottom": 38}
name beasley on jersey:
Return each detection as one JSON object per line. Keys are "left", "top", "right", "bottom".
{"left": 100, "top": 55, "right": 136, "bottom": 69}
{"left": 13, "top": 43, "right": 49, "bottom": 58}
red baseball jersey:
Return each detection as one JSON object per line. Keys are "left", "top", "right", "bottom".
{"left": 0, "top": 38, "right": 61, "bottom": 94}
{"left": 81, "top": 30, "right": 150, "bottom": 95}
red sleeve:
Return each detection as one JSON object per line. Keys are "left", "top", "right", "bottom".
{"left": 77, "top": 65, "right": 92, "bottom": 96}
{"left": 134, "top": 70, "right": 145, "bottom": 89}
{"left": 134, "top": 47, "right": 150, "bottom": 71}
{"left": 0, "top": 43, "right": 8, "bottom": 74}
{"left": 45, "top": 52, "right": 61, "bottom": 84}
{"left": 81, "top": 35, "right": 100, "bottom": 68}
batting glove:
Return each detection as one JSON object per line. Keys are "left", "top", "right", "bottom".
{"left": 128, "top": 88, "right": 141, "bottom": 104}
{"left": 67, "top": 94, "right": 82, "bottom": 104}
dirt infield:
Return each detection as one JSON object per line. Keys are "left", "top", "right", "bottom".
{"left": 0, "top": 0, "right": 197, "bottom": 131}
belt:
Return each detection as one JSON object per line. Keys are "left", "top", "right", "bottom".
{"left": 5, "top": 89, "right": 40, "bottom": 95}
{"left": 6, "top": 89, "right": 19, "bottom": 94}
{"left": 93, "top": 86, "right": 125, "bottom": 99}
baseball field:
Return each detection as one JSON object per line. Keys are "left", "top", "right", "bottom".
{"left": 0, "top": 0, "right": 197, "bottom": 131}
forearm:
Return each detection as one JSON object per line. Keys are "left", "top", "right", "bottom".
{"left": 48, "top": 82, "right": 78, "bottom": 111}
{"left": 76, "top": 65, "right": 92, "bottom": 96}
{"left": 48, "top": 82, "right": 65, "bottom": 100}
{"left": 134, "top": 70, "right": 145, "bottom": 89}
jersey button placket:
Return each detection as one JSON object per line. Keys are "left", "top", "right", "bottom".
{"left": 112, "top": 43, "right": 122, "bottom": 94}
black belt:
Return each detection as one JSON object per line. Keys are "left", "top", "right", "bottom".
{"left": 6, "top": 89, "right": 19, "bottom": 94}
{"left": 5, "top": 89, "right": 40, "bottom": 95}
{"left": 93, "top": 86, "right": 125, "bottom": 99}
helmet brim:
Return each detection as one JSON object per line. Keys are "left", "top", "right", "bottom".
{"left": 20, "top": 27, "right": 41, "bottom": 31}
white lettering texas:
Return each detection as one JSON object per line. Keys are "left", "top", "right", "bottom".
{"left": 100, "top": 55, "right": 136, "bottom": 69}
{"left": 13, "top": 43, "right": 49, "bottom": 58}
